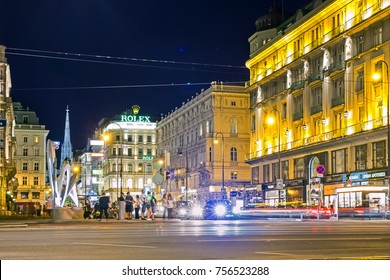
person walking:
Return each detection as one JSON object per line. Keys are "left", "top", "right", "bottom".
{"left": 134, "top": 194, "right": 141, "bottom": 219}
{"left": 161, "top": 193, "right": 168, "bottom": 219}
{"left": 147, "top": 192, "right": 157, "bottom": 220}
{"left": 125, "top": 192, "right": 134, "bottom": 220}
{"left": 167, "top": 193, "right": 175, "bottom": 219}
{"left": 99, "top": 192, "right": 110, "bottom": 221}
{"left": 140, "top": 189, "right": 147, "bottom": 220}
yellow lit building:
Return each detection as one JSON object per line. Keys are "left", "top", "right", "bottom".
{"left": 156, "top": 82, "right": 251, "bottom": 202}
{"left": 245, "top": 0, "right": 390, "bottom": 212}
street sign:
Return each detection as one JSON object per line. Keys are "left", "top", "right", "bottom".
{"left": 316, "top": 164, "right": 325, "bottom": 174}
{"left": 0, "top": 119, "right": 6, "bottom": 127}
{"left": 276, "top": 179, "right": 283, "bottom": 189}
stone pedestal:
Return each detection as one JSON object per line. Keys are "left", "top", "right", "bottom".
{"left": 51, "top": 207, "right": 83, "bottom": 220}
{"left": 119, "top": 201, "right": 126, "bottom": 220}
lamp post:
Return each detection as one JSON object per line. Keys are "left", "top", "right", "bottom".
{"left": 178, "top": 147, "right": 188, "bottom": 202}
{"left": 107, "top": 122, "right": 124, "bottom": 220}
{"left": 267, "top": 108, "right": 282, "bottom": 186}
{"left": 374, "top": 60, "right": 390, "bottom": 219}
{"left": 214, "top": 132, "right": 225, "bottom": 199}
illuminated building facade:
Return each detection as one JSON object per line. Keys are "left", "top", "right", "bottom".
{"left": 13, "top": 102, "right": 49, "bottom": 213}
{"left": 156, "top": 82, "right": 251, "bottom": 202}
{"left": 97, "top": 106, "right": 158, "bottom": 201}
{"left": 0, "top": 45, "right": 17, "bottom": 215}
{"left": 245, "top": 0, "right": 390, "bottom": 211}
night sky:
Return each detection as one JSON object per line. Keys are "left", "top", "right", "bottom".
{"left": 1, "top": 0, "right": 311, "bottom": 149}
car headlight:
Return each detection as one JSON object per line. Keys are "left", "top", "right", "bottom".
{"left": 232, "top": 206, "right": 240, "bottom": 214}
{"left": 215, "top": 205, "right": 226, "bottom": 216}
{"left": 192, "top": 206, "right": 203, "bottom": 217}
{"left": 179, "top": 208, "right": 187, "bottom": 215}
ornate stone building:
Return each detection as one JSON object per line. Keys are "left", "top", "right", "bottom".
{"left": 245, "top": 0, "right": 390, "bottom": 212}
{"left": 156, "top": 82, "right": 251, "bottom": 202}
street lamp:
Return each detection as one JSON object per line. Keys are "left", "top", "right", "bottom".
{"left": 373, "top": 60, "right": 390, "bottom": 218}
{"left": 178, "top": 147, "right": 188, "bottom": 202}
{"left": 107, "top": 122, "right": 124, "bottom": 220}
{"left": 138, "top": 163, "right": 146, "bottom": 189}
{"left": 267, "top": 108, "right": 282, "bottom": 186}
{"left": 214, "top": 132, "right": 225, "bottom": 199}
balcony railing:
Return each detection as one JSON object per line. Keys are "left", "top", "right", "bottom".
{"left": 246, "top": 116, "right": 386, "bottom": 161}
{"left": 331, "top": 96, "right": 345, "bottom": 107}
{"left": 291, "top": 80, "right": 304, "bottom": 91}
{"left": 310, "top": 105, "right": 322, "bottom": 115}
{"left": 293, "top": 111, "right": 303, "bottom": 121}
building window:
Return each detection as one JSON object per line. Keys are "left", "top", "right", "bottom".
{"left": 230, "top": 147, "right": 237, "bottom": 162}
{"left": 112, "top": 163, "right": 117, "bottom": 172}
{"left": 374, "top": 26, "right": 382, "bottom": 46}
{"left": 231, "top": 172, "right": 238, "bottom": 179}
{"left": 127, "top": 164, "right": 133, "bottom": 172}
{"left": 138, "top": 135, "right": 143, "bottom": 143}
{"left": 357, "top": 35, "right": 364, "bottom": 54}
{"left": 355, "top": 144, "right": 367, "bottom": 170}
{"left": 209, "top": 147, "right": 212, "bottom": 162}
{"left": 147, "top": 135, "right": 152, "bottom": 143}
{"left": 294, "top": 158, "right": 305, "bottom": 178}
{"left": 282, "top": 160, "right": 289, "bottom": 180}
{"left": 34, "top": 148, "right": 39, "bottom": 156}
{"left": 127, "top": 135, "right": 132, "bottom": 142}
{"left": 332, "top": 148, "right": 348, "bottom": 173}
{"left": 32, "top": 192, "right": 40, "bottom": 199}
{"left": 282, "top": 103, "right": 287, "bottom": 120}
{"left": 272, "top": 162, "right": 279, "bottom": 181}
{"left": 138, "top": 148, "right": 143, "bottom": 157}
{"left": 231, "top": 101, "right": 236, "bottom": 106}
{"left": 356, "top": 70, "right": 364, "bottom": 92}
{"left": 22, "top": 162, "right": 28, "bottom": 171}
{"left": 373, "top": 141, "right": 386, "bottom": 168}
{"left": 22, "top": 177, "right": 27, "bottom": 185}
{"left": 252, "top": 166, "right": 259, "bottom": 184}
{"left": 251, "top": 115, "right": 256, "bottom": 131}
{"left": 23, "top": 148, "right": 28, "bottom": 156}
{"left": 23, "top": 136, "right": 28, "bottom": 143}
{"left": 263, "top": 164, "right": 270, "bottom": 182}
{"left": 34, "top": 162, "right": 39, "bottom": 171}
{"left": 147, "top": 148, "right": 152, "bottom": 156}
{"left": 230, "top": 118, "right": 238, "bottom": 134}
{"left": 21, "top": 192, "right": 28, "bottom": 199}
{"left": 33, "top": 177, "right": 39, "bottom": 186}
{"left": 127, "top": 148, "right": 132, "bottom": 156}
{"left": 116, "top": 135, "right": 120, "bottom": 141}
{"left": 23, "top": 116, "right": 29, "bottom": 124}
{"left": 147, "top": 163, "right": 152, "bottom": 173}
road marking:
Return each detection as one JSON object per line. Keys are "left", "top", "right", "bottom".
{"left": 73, "top": 242, "right": 157, "bottom": 249}
{"left": 198, "top": 237, "right": 382, "bottom": 242}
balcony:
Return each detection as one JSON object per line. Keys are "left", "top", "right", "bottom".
{"left": 328, "top": 61, "right": 345, "bottom": 74}
{"left": 310, "top": 105, "right": 322, "bottom": 115}
{"left": 331, "top": 96, "right": 345, "bottom": 107}
{"left": 293, "top": 111, "right": 303, "bottom": 121}
{"left": 307, "top": 72, "right": 323, "bottom": 84}
{"left": 291, "top": 80, "right": 304, "bottom": 91}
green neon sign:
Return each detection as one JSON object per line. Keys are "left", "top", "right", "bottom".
{"left": 120, "top": 115, "right": 151, "bottom": 123}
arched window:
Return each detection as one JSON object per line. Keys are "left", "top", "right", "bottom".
{"left": 230, "top": 147, "right": 237, "bottom": 162}
{"left": 147, "top": 163, "right": 152, "bottom": 173}
{"left": 127, "top": 163, "right": 133, "bottom": 172}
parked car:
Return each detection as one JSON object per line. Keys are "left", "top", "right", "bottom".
{"left": 202, "top": 199, "right": 239, "bottom": 219}
{"left": 304, "top": 206, "right": 331, "bottom": 219}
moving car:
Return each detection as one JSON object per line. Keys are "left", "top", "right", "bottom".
{"left": 175, "top": 201, "right": 203, "bottom": 219}
{"left": 304, "top": 205, "right": 331, "bottom": 219}
{"left": 202, "top": 199, "right": 239, "bottom": 219}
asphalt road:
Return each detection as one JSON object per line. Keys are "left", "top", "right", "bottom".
{"left": 0, "top": 219, "right": 389, "bottom": 260}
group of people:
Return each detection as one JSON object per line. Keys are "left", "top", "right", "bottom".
{"left": 84, "top": 190, "right": 178, "bottom": 221}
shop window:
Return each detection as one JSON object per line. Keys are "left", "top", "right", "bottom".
{"left": 21, "top": 192, "right": 29, "bottom": 199}
{"left": 231, "top": 172, "right": 238, "bottom": 180}
{"left": 32, "top": 192, "right": 40, "bottom": 199}
{"left": 263, "top": 164, "right": 270, "bottom": 182}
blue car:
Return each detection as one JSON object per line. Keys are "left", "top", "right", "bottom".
{"left": 202, "top": 199, "right": 239, "bottom": 219}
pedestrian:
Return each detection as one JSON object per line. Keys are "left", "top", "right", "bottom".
{"left": 98, "top": 192, "right": 110, "bottom": 221}
{"left": 134, "top": 194, "right": 141, "bottom": 219}
{"left": 161, "top": 193, "right": 168, "bottom": 219}
{"left": 167, "top": 193, "right": 175, "bottom": 219}
{"left": 140, "top": 189, "right": 147, "bottom": 220}
{"left": 83, "top": 196, "right": 92, "bottom": 219}
{"left": 147, "top": 191, "right": 157, "bottom": 220}
{"left": 125, "top": 192, "right": 134, "bottom": 219}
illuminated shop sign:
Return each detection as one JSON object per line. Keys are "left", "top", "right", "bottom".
{"left": 120, "top": 115, "right": 151, "bottom": 123}
{"left": 142, "top": 156, "right": 154, "bottom": 160}
{"left": 348, "top": 171, "right": 386, "bottom": 181}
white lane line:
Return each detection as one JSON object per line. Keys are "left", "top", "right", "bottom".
{"left": 198, "top": 237, "right": 382, "bottom": 242}
{"left": 73, "top": 242, "right": 157, "bottom": 249}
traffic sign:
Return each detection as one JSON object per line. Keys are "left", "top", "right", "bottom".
{"left": 276, "top": 179, "right": 283, "bottom": 189}
{"left": 0, "top": 119, "right": 6, "bottom": 127}
{"left": 316, "top": 164, "right": 325, "bottom": 174}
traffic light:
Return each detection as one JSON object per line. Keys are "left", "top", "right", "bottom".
{"left": 165, "top": 171, "right": 171, "bottom": 180}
